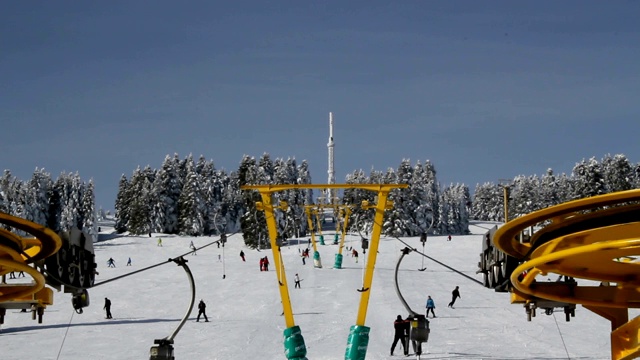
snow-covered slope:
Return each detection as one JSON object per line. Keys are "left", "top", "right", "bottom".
{"left": 1, "top": 223, "right": 612, "bottom": 359}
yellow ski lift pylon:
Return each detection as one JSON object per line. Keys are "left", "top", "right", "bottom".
{"left": 241, "top": 183, "right": 406, "bottom": 360}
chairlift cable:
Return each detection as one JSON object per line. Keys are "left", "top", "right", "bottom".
{"left": 369, "top": 217, "right": 483, "bottom": 286}
{"left": 552, "top": 312, "right": 571, "bottom": 359}
{"left": 214, "top": 210, "right": 227, "bottom": 280}
{"left": 55, "top": 308, "right": 75, "bottom": 360}
{"left": 92, "top": 233, "right": 236, "bottom": 288}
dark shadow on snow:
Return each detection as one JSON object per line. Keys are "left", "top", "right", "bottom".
{"left": 1, "top": 317, "right": 181, "bottom": 334}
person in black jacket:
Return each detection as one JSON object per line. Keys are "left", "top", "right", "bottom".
{"left": 390, "top": 315, "right": 408, "bottom": 356}
{"left": 448, "top": 286, "right": 461, "bottom": 308}
{"left": 197, "top": 299, "right": 209, "bottom": 322}
{"left": 104, "top": 297, "right": 112, "bottom": 319}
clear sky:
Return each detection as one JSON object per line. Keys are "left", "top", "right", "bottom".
{"left": 2, "top": 1, "right": 639, "bottom": 210}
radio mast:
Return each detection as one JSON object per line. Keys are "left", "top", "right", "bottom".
{"left": 327, "top": 112, "right": 336, "bottom": 204}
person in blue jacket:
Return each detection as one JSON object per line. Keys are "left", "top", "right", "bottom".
{"left": 425, "top": 296, "right": 436, "bottom": 318}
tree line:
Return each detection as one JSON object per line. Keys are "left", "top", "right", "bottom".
{"left": 1, "top": 153, "right": 638, "bottom": 248}
{"left": 0, "top": 168, "right": 96, "bottom": 237}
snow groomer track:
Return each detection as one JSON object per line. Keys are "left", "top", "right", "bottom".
{"left": 493, "top": 189, "right": 640, "bottom": 360}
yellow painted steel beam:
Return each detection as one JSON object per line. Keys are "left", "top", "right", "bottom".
{"left": 355, "top": 190, "right": 391, "bottom": 326}
{"left": 0, "top": 259, "right": 46, "bottom": 302}
{"left": 304, "top": 206, "right": 319, "bottom": 253}
{"left": 612, "top": 316, "right": 640, "bottom": 360}
{"left": 257, "top": 191, "right": 296, "bottom": 328}
{"left": 0, "top": 211, "right": 62, "bottom": 262}
{"left": 337, "top": 206, "right": 351, "bottom": 256}
{"left": 242, "top": 183, "right": 408, "bottom": 192}
{"left": 493, "top": 189, "right": 640, "bottom": 259}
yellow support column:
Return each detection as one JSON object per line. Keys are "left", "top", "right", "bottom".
{"left": 257, "top": 193, "right": 295, "bottom": 328}
{"left": 338, "top": 206, "right": 351, "bottom": 256}
{"left": 355, "top": 190, "right": 390, "bottom": 326}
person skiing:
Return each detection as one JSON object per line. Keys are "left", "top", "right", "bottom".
{"left": 190, "top": 241, "right": 197, "bottom": 255}
{"left": 294, "top": 273, "right": 301, "bottom": 289}
{"left": 197, "top": 299, "right": 209, "bottom": 322}
{"left": 107, "top": 258, "right": 115, "bottom": 268}
{"left": 448, "top": 234, "right": 452, "bottom": 241}
{"left": 352, "top": 249, "right": 359, "bottom": 263}
{"left": 301, "top": 253, "right": 306, "bottom": 265}
{"left": 126, "top": 257, "right": 132, "bottom": 266}
{"left": 448, "top": 286, "right": 461, "bottom": 308}
{"left": 263, "top": 256, "right": 269, "bottom": 271}
{"left": 104, "top": 297, "right": 112, "bottom": 319}
{"left": 259, "top": 257, "right": 264, "bottom": 271}
{"left": 426, "top": 296, "right": 436, "bottom": 318}
{"left": 390, "top": 315, "right": 408, "bottom": 356}
{"left": 240, "top": 250, "right": 245, "bottom": 262}
{"left": 403, "top": 315, "right": 412, "bottom": 355}
{"left": 157, "top": 238, "right": 163, "bottom": 247}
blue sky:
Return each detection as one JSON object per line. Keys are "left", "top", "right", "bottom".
{"left": 2, "top": 1, "right": 639, "bottom": 210}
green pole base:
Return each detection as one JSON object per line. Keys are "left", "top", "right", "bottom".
{"left": 313, "top": 251, "right": 322, "bottom": 268}
{"left": 319, "top": 235, "right": 325, "bottom": 245}
{"left": 333, "top": 253, "right": 343, "bottom": 269}
{"left": 345, "top": 325, "right": 370, "bottom": 360}
{"left": 333, "top": 233, "right": 339, "bottom": 244}
{"left": 283, "top": 325, "right": 307, "bottom": 360}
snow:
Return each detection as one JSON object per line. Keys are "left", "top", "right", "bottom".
{"left": 1, "top": 222, "right": 614, "bottom": 359}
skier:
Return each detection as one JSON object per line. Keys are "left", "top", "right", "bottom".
{"left": 240, "top": 250, "right": 245, "bottom": 262}
{"left": 263, "top": 256, "right": 269, "bottom": 271}
{"left": 104, "top": 297, "right": 112, "bottom": 319}
{"left": 403, "top": 315, "right": 412, "bottom": 355}
{"left": 448, "top": 234, "right": 452, "bottom": 241}
{"left": 294, "top": 273, "right": 301, "bottom": 289}
{"left": 190, "top": 241, "right": 197, "bottom": 255}
{"left": 448, "top": 286, "right": 461, "bottom": 308}
{"left": 425, "top": 296, "right": 436, "bottom": 318}
{"left": 196, "top": 299, "right": 209, "bottom": 322}
{"left": 301, "top": 253, "right": 306, "bottom": 265}
{"left": 126, "top": 257, "right": 132, "bottom": 266}
{"left": 390, "top": 315, "right": 408, "bottom": 356}
{"left": 353, "top": 249, "right": 359, "bottom": 263}
{"left": 259, "top": 257, "right": 264, "bottom": 271}
{"left": 157, "top": 238, "right": 163, "bottom": 247}
{"left": 107, "top": 258, "right": 115, "bottom": 268}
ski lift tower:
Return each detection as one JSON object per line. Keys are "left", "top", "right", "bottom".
{"left": 325, "top": 112, "right": 337, "bottom": 205}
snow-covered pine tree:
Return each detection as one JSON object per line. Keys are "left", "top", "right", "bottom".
{"left": 177, "top": 158, "right": 205, "bottom": 236}
{"left": 114, "top": 175, "right": 131, "bottom": 233}
{"left": 24, "top": 168, "right": 52, "bottom": 226}
{"left": 572, "top": 157, "right": 606, "bottom": 199}
{"left": 81, "top": 180, "right": 97, "bottom": 238}
{"left": 238, "top": 155, "right": 264, "bottom": 249}
{"left": 601, "top": 154, "right": 633, "bottom": 193}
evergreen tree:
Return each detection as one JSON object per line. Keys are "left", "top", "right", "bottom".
{"left": 114, "top": 175, "right": 131, "bottom": 233}
{"left": 572, "top": 157, "right": 605, "bottom": 199}
{"left": 127, "top": 167, "right": 153, "bottom": 234}
{"left": 601, "top": 154, "right": 633, "bottom": 193}
{"left": 25, "top": 168, "right": 52, "bottom": 226}
{"left": 238, "top": 155, "right": 264, "bottom": 248}
{"left": 81, "top": 180, "right": 97, "bottom": 238}
{"left": 178, "top": 158, "right": 205, "bottom": 236}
